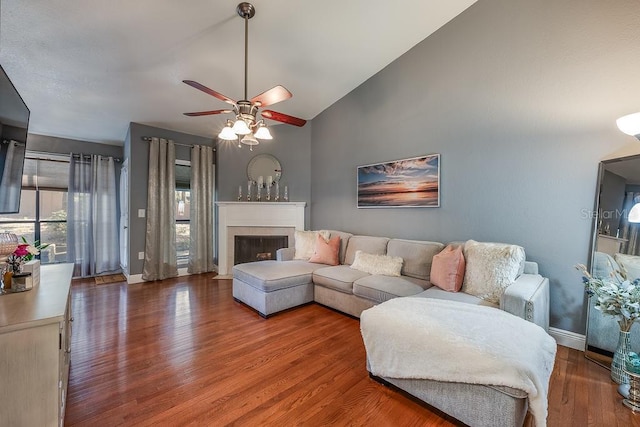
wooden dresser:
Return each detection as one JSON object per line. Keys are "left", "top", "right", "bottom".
{"left": 0, "top": 263, "right": 74, "bottom": 427}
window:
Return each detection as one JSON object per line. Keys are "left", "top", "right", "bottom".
{"left": 0, "top": 154, "right": 70, "bottom": 264}
{"left": 176, "top": 161, "right": 191, "bottom": 266}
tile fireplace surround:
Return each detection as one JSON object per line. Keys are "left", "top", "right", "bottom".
{"left": 216, "top": 202, "right": 306, "bottom": 276}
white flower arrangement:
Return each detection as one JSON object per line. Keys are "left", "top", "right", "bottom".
{"left": 576, "top": 263, "right": 640, "bottom": 332}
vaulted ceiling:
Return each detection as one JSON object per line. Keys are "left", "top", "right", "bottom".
{"left": 0, "top": 0, "right": 477, "bottom": 145}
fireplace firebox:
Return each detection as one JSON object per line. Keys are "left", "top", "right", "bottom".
{"left": 234, "top": 235, "right": 288, "bottom": 265}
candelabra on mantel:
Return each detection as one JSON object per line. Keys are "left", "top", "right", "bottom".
{"left": 239, "top": 179, "right": 288, "bottom": 202}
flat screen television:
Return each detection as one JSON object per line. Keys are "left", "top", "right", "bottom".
{"left": 0, "top": 64, "right": 29, "bottom": 214}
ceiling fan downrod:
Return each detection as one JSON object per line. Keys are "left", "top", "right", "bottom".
{"left": 237, "top": 2, "right": 255, "bottom": 102}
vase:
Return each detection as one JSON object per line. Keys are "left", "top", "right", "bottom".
{"left": 612, "top": 329, "right": 631, "bottom": 385}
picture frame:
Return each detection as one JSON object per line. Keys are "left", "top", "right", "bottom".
{"left": 357, "top": 154, "right": 440, "bottom": 208}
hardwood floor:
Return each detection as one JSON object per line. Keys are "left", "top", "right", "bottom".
{"left": 65, "top": 275, "right": 640, "bottom": 426}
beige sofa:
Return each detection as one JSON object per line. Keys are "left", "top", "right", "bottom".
{"left": 232, "top": 230, "right": 549, "bottom": 330}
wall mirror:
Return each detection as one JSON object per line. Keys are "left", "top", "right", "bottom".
{"left": 247, "top": 154, "right": 281, "bottom": 183}
{"left": 586, "top": 154, "right": 640, "bottom": 368}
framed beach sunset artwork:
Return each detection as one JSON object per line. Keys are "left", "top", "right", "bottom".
{"left": 357, "top": 154, "right": 440, "bottom": 208}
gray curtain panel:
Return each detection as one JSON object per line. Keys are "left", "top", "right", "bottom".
{"left": 67, "top": 154, "right": 119, "bottom": 277}
{"left": 621, "top": 192, "right": 640, "bottom": 256}
{"left": 188, "top": 144, "right": 215, "bottom": 274}
{"left": 142, "top": 138, "right": 177, "bottom": 281}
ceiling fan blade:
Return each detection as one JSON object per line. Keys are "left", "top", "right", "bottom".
{"left": 251, "top": 85, "right": 292, "bottom": 107}
{"left": 183, "top": 109, "right": 232, "bottom": 117}
{"left": 183, "top": 80, "right": 236, "bottom": 105}
{"left": 262, "top": 110, "right": 307, "bottom": 127}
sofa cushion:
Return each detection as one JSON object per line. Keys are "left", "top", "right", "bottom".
{"left": 309, "top": 234, "right": 340, "bottom": 266}
{"left": 344, "top": 236, "right": 390, "bottom": 265}
{"left": 294, "top": 230, "right": 330, "bottom": 260}
{"left": 313, "top": 265, "right": 370, "bottom": 294}
{"left": 462, "top": 240, "right": 525, "bottom": 305}
{"left": 387, "top": 239, "right": 444, "bottom": 280}
{"left": 350, "top": 250, "right": 403, "bottom": 277}
{"left": 413, "top": 287, "right": 498, "bottom": 308}
{"left": 327, "top": 230, "right": 353, "bottom": 265}
{"left": 233, "top": 260, "right": 323, "bottom": 292}
{"left": 430, "top": 244, "right": 465, "bottom": 292}
{"left": 353, "top": 275, "right": 429, "bottom": 304}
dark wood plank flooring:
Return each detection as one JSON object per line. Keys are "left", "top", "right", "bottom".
{"left": 65, "top": 275, "right": 640, "bottom": 426}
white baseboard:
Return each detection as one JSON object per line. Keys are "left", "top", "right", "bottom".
{"left": 125, "top": 267, "right": 194, "bottom": 284}
{"left": 125, "top": 273, "right": 144, "bottom": 284}
{"left": 549, "top": 327, "right": 585, "bottom": 351}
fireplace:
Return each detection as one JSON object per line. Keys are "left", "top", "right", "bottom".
{"left": 234, "top": 235, "right": 288, "bottom": 265}
{"left": 216, "top": 202, "right": 306, "bottom": 275}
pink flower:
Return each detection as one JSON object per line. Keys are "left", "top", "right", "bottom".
{"left": 13, "top": 244, "right": 29, "bottom": 257}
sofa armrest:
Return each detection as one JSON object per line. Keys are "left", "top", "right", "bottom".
{"left": 277, "top": 247, "right": 295, "bottom": 261}
{"left": 500, "top": 273, "right": 549, "bottom": 331}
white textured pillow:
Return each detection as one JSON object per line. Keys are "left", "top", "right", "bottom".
{"left": 462, "top": 240, "right": 525, "bottom": 304}
{"left": 614, "top": 253, "right": 640, "bottom": 280}
{"left": 350, "top": 250, "right": 403, "bottom": 276}
{"left": 294, "top": 230, "right": 330, "bottom": 260}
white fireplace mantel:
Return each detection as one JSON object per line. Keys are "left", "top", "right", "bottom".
{"left": 216, "top": 202, "right": 306, "bottom": 275}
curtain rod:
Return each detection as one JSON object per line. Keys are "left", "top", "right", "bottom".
{"left": 141, "top": 136, "right": 216, "bottom": 151}
{"left": 26, "top": 150, "right": 122, "bottom": 163}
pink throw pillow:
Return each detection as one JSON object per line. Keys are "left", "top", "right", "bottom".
{"left": 309, "top": 235, "right": 341, "bottom": 266}
{"left": 430, "top": 245, "right": 466, "bottom": 292}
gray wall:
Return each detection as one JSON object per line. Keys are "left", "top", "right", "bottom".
{"left": 309, "top": 0, "right": 640, "bottom": 334}
{"left": 216, "top": 123, "right": 312, "bottom": 228}
{"left": 125, "top": 122, "right": 214, "bottom": 276}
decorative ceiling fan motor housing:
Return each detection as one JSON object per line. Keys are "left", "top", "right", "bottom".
{"left": 182, "top": 2, "right": 307, "bottom": 149}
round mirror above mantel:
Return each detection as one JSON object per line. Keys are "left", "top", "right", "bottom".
{"left": 247, "top": 154, "right": 281, "bottom": 183}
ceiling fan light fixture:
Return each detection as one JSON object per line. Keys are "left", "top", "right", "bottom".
{"left": 254, "top": 123, "right": 272, "bottom": 140}
{"left": 218, "top": 124, "right": 238, "bottom": 141}
{"left": 241, "top": 133, "right": 259, "bottom": 149}
{"left": 232, "top": 118, "right": 251, "bottom": 135}
{"left": 182, "top": 2, "right": 306, "bottom": 144}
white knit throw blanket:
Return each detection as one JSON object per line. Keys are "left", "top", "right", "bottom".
{"left": 360, "top": 298, "right": 557, "bottom": 427}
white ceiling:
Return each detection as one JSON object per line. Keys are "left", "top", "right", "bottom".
{"left": 0, "top": 0, "right": 477, "bottom": 145}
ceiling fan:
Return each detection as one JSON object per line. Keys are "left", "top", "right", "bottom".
{"left": 183, "top": 2, "right": 307, "bottom": 149}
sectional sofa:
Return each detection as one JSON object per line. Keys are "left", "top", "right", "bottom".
{"left": 232, "top": 230, "right": 549, "bottom": 330}
{"left": 231, "top": 230, "right": 552, "bottom": 427}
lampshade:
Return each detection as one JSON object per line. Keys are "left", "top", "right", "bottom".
{"left": 232, "top": 119, "right": 251, "bottom": 135}
{"left": 630, "top": 202, "right": 640, "bottom": 223}
{"left": 253, "top": 124, "right": 273, "bottom": 140}
{"left": 616, "top": 112, "right": 640, "bottom": 137}
{"left": 218, "top": 125, "right": 238, "bottom": 141}
{"left": 241, "top": 134, "right": 259, "bottom": 146}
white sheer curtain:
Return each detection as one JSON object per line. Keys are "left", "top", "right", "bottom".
{"left": 188, "top": 144, "right": 215, "bottom": 274}
{"left": 0, "top": 140, "right": 26, "bottom": 212}
{"left": 67, "top": 154, "right": 120, "bottom": 277}
{"left": 142, "top": 137, "right": 177, "bottom": 281}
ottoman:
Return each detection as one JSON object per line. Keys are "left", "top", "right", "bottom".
{"left": 232, "top": 260, "right": 322, "bottom": 317}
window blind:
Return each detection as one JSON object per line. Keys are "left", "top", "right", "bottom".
{"left": 22, "top": 155, "right": 70, "bottom": 190}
